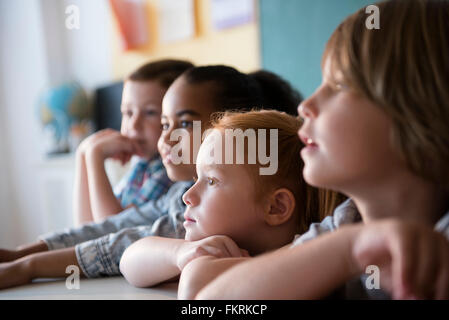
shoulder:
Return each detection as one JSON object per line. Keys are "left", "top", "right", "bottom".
{"left": 291, "top": 199, "right": 361, "bottom": 247}
{"left": 167, "top": 181, "right": 194, "bottom": 195}
{"left": 435, "top": 207, "right": 449, "bottom": 240}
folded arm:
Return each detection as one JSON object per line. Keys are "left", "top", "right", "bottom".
{"left": 178, "top": 256, "right": 250, "bottom": 299}
{"left": 120, "top": 235, "right": 248, "bottom": 288}
{"left": 120, "top": 237, "right": 186, "bottom": 287}
{"left": 196, "top": 225, "right": 362, "bottom": 299}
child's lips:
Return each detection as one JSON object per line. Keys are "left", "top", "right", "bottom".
{"left": 298, "top": 133, "right": 319, "bottom": 158}
{"left": 298, "top": 133, "right": 318, "bottom": 148}
{"left": 183, "top": 213, "right": 196, "bottom": 226}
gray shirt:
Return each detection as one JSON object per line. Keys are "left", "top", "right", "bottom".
{"left": 291, "top": 199, "right": 449, "bottom": 299}
{"left": 39, "top": 181, "right": 193, "bottom": 278}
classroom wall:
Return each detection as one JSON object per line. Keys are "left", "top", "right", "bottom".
{"left": 260, "top": 0, "right": 374, "bottom": 98}
{"left": 111, "top": 0, "right": 261, "bottom": 79}
{"left": 0, "top": 0, "right": 50, "bottom": 247}
{"left": 0, "top": 0, "right": 114, "bottom": 247}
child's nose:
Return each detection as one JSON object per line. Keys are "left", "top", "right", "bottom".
{"left": 182, "top": 185, "right": 198, "bottom": 207}
{"left": 298, "top": 96, "right": 318, "bottom": 119}
{"left": 162, "top": 128, "right": 179, "bottom": 147}
{"left": 182, "top": 191, "right": 193, "bottom": 207}
{"left": 129, "top": 114, "right": 143, "bottom": 132}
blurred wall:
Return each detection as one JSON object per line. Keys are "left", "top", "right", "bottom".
{"left": 260, "top": 0, "right": 374, "bottom": 98}
{"left": 0, "top": 0, "right": 114, "bottom": 247}
{"left": 0, "top": 0, "right": 50, "bottom": 247}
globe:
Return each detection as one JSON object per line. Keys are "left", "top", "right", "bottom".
{"left": 38, "top": 82, "right": 91, "bottom": 155}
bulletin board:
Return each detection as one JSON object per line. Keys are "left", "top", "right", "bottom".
{"left": 110, "top": 0, "right": 261, "bottom": 79}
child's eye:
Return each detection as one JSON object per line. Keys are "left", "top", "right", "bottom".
{"left": 122, "top": 110, "right": 133, "bottom": 117}
{"left": 161, "top": 123, "right": 169, "bottom": 130}
{"left": 334, "top": 82, "right": 348, "bottom": 91}
{"left": 207, "top": 177, "right": 217, "bottom": 186}
{"left": 180, "top": 120, "right": 193, "bottom": 129}
{"left": 144, "top": 110, "right": 158, "bottom": 117}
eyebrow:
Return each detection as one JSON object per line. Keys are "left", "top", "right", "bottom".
{"left": 176, "top": 110, "right": 201, "bottom": 117}
{"left": 161, "top": 109, "right": 202, "bottom": 119}
{"left": 200, "top": 163, "right": 225, "bottom": 173}
{"left": 121, "top": 101, "right": 160, "bottom": 109}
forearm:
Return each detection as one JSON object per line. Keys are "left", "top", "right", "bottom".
{"left": 15, "top": 241, "right": 49, "bottom": 259}
{"left": 85, "top": 149, "right": 124, "bottom": 221}
{"left": 26, "top": 247, "right": 84, "bottom": 279}
{"left": 120, "top": 237, "right": 185, "bottom": 287}
{"left": 178, "top": 256, "right": 249, "bottom": 300}
{"left": 73, "top": 151, "right": 94, "bottom": 226}
{"left": 197, "top": 225, "right": 363, "bottom": 300}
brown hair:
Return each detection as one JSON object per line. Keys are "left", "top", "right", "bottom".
{"left": 211, "top": 110, "right": 345, "bottom": 235}
{"left": 127, "top": 59, "right": 194, "bottom": 88}
{"left": 324, "top": 0, "right": 449, "bottom": 189}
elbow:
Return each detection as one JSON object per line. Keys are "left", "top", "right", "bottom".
{"left": 119, "top": 249, "right": 147, "bottom": 288}
{"left": 119, "top": 257, "right": 138, "bottom": 287}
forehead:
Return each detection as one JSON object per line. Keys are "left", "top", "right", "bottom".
{"left": 196, "top": 131, "right": 254, "bottom": 174}
{"left": 197, "top": 130, "right": 222, "bottom": 165}
{"left": 162, "top": 77, "right": 217, "bottom": 117}
{"left": 321, "top": 55, "right": 345, "bottom": 82}
{"left": 122, "top": 80, "right": 166, "bottom": 101}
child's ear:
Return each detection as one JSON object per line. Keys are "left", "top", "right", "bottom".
{"left": 264, "top": 188, "right": 296, "bottom": 226}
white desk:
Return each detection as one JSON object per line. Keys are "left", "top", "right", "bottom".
{"left": 0, "top": 276, "right": 178, "bottom": 300}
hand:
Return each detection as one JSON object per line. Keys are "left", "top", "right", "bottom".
{"left": 85, "top": 130, "right": 143, "bottom": 163}
{"left": 0, "top": 259, "right": 33, "bottom": 290}
{"left": 176, "top": 235, "right": 249, "bottom": 271}
{"left": 76, "top": 129, "right": 115, "bottom": 157}
{"left": 352, "top": 219, "right": 449, "bottom": 299}
{"left": 0, "top": 249, "right": 19, "bottom": 263}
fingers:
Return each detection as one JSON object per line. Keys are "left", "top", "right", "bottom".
{"left": 178, "top": 236, "right": 249, "bottom": 271}
{"left": 413, "top": 231, "right": 439, "bottom": 299}
{"left": 240, "top": 249, "right": 250, "bottom": 257}
{"left": 353, "top": 221, "right": 444, "bottom": 300}
{"left": 433, "top": 236, "right": 449, "bottom": 300}
{"left": 389, "top": 230, "right": 410, "bottom": 299}
{"left": 221, "top": 237, "right": 245, "bottom": 258}
{"left": 197, "top": 236, "right": 246, "bottom": 259}
{"left": 384, "top": 223, "right": 449, "bottom": 300}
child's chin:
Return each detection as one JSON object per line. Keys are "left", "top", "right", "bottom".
{"left": 183, "top": 230, "right": 198, "bottom": 241}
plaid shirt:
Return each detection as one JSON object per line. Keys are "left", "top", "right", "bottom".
{"left": 114, "top": 155, "right": 172, "bottom": 207}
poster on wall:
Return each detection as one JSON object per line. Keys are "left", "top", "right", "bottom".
{"left": 211, "top": 0, "right": 254, "bottom": 30}
{"left": 109, "top": 0, "right": 149, "bottom": 51}
{"left": 158, "top": 0, "right": 196, "bottom": 44}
